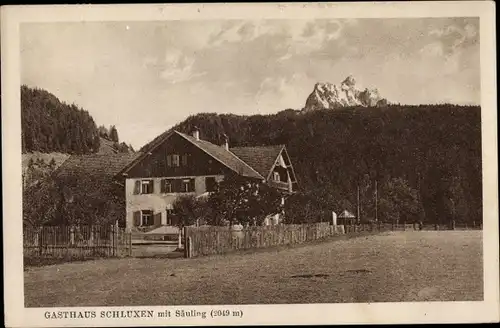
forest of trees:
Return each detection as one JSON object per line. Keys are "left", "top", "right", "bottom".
{"left": 21, "top": 85, "right": 101, "bottom": 154}
{"left": 21, "top": 85, "right": 133, "bottom": 154}
{"left": 157, "top": 104, "right": 482, "bottom": 226}
{"left": 97, "top": 124, "right": 135, "bottom": 153}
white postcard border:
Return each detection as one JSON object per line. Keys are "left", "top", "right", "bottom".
{"left": 2, "top": 2, "right": 498, "bottom": 326}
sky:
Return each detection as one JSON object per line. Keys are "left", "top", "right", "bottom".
{"left": 21, "top": 18, "right": 480, "bottom": 149}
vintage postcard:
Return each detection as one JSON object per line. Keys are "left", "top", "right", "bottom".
{"left": 2, "top": 2, "right": 499, "bottom": 327}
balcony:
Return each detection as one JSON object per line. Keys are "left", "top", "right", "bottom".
{"left": 268, "top": 180, "right": 292, "bottom": 191}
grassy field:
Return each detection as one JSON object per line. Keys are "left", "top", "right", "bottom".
{"left": 24, "top": 230, "right": 482, "bottom": 307}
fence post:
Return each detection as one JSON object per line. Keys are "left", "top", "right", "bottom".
{"left": 89, "top": 226, "right": 94, "bottom": 247}
{"left": 115, "top": 221, "right": 119, "bottom": 256}
{"left": 128, "top": 231, "right": 132, "bottom": 256}
{"left": 37, "top": 227, "right": 42, "bottom": 257}
{"left": 113, "top": 224, "right": 117, "bottom": 256}
{"left": 70, "top": 226, "right": 75, "bottom": 246}
{"left": 65, "top": 226, "right": 70, "bottom": 259}
{"left": 183, "top": 226, "right": 189, "bottom": 258}
{"left": 108, "top": 224, "right": 112, "bottom": 257}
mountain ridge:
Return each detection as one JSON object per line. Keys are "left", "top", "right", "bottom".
{"left": 303, "top": 76, "right": 389, "bottom": 112}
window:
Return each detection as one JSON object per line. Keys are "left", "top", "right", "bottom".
{"left": 273, "top": 171, "right": 281, "bottom": 181}
{"left": 173, "top": 155, "right": 180, "bottom": 167}
{"left": 205, "top": 177, "right": 217, "bottom": 192}
{"left": 161, "top": 178, "right": 194, "bottom": 193}
{"left": 141, "top": 210, "right": 154, "bottom": 226}
{"left": 167, "top": 154, "right": 180, "bottom": 167}
{"left": 166, "top": 209, "right": 176, "bottom": 225}
{"left": 162, "top": 179, "right": 172, "bottom": 193}
{"left": 141, "top": 180, "right": 154, "bottom": 194}
{"left": 182, "top": 179, "right": 191, "bottom": 193}
{"left": 181, "top": 154, "right": 189, "bottom": 167}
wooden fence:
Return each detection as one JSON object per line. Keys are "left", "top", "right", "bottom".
{"left": 183, "top": 223, "right": 380, "bottom": 258}
{"left": 183, "top": 220, "right": 482, "bottom": 258}
{"left": 390, "top": 221, "right": 483, "bottom": 231}
{"left": 24, "top": 225, "right": 132, "bottom": 260}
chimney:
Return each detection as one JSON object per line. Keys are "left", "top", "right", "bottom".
{"left": 192, "top": 126, "right": 200, "bottom": 141}
{"left": 222, "top": 133, "right": 229, "bottom": 151}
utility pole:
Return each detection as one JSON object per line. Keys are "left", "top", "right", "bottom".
{"left": 375, "top": 180, "right": 378, "bottom": 222}
{"left": 357, "top": 185, "right": 360, "bottom": 224}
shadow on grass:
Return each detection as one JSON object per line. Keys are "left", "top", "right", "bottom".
{"left": 133, "top": 249, "right": 185, "bottom": 259}
{"left": 24, "top": 256, "right": 102, "bottom": 269}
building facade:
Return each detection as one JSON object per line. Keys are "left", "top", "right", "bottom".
{"left": 52, "top": 129, "right": 298, "bottom": 232}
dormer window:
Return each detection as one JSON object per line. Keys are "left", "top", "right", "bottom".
{"left": 273, "top": 171, "right": 281, "bottom": 181}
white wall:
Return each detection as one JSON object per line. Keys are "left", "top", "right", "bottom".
{"left": 125, "top": 175, "right": 224, "bottom": 231}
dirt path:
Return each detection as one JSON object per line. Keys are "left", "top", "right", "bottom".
{"left": 24, "top": 230, "right": 483, "bottom": 307}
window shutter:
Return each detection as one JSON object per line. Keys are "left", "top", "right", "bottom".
{"left": 181, "top": 154, "right": 188, "bottom": 166}
{"left": 150, "top": 180, "right": 155, "bottom": 193}
{"left": 206, "top": 177, "right": 216, "bottom": 192}
{"left": 167, "top": 155, "right": 172, "bottom": 167}
{"left": 133, "top": 211, "right": 141, "bottom": 226}
{"left": 173, "top": 179, "right": 181, "bottom": 192}
{"left": 133, "top": 180, "right": 141, "bottom": 194}
{"left": 160, "top": 179, "right": 166, "bottom": 193}
{"left": 189, "top": 178, "right": 195, "bottom": 192}
{"left": 154, "top": 212, "right": 162, "bottom": 227}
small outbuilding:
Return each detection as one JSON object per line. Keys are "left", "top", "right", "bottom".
{"left": 338, "top": 210, "right": 357, "bottom": 226}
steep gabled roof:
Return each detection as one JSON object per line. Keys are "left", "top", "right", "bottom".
{"left": 229, "top": 145, "right": 285, "bottom": 180}
{"left": 55, "top": 153, "right": 142, "bottom": 179}
{"left": 175, "top": 131, "right": 264, "bottom": 179}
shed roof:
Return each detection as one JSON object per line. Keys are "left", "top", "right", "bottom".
{"left": 338, "top": 210, "right": 356, "bottom": 218}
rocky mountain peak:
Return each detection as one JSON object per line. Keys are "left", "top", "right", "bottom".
{"left": 304, "top": 76, "right": 388, "bottom": 112}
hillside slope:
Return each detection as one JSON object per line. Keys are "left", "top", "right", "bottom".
{"left": 150, "top": 104, "right": 481, "bottom": 225}
{"left": 21, "top": 85, "right": 101, "bottom": 154}
{"left": 21, "top": 86, "right": 135, "bottom": 188}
